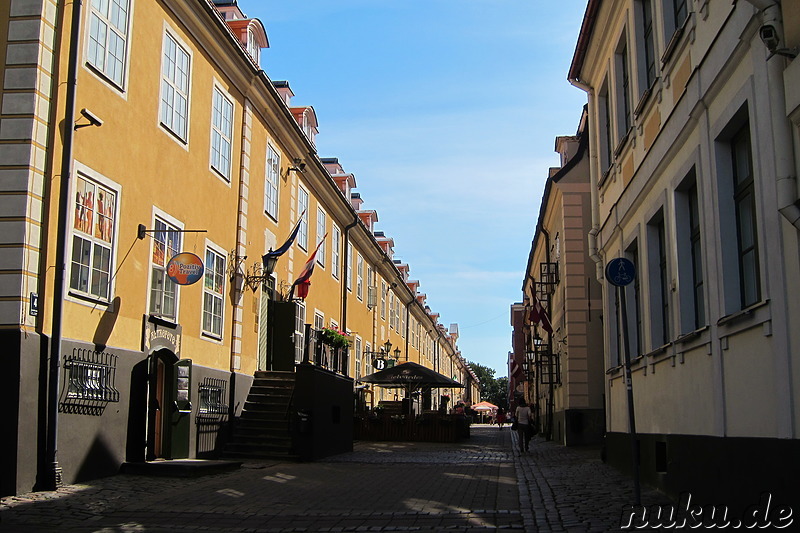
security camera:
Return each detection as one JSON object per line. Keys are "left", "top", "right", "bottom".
{"left": 759, "top": 25, "right": 780, "bottom": 51}
{"left": 80, "top": 108, "right": 103, "bottom": 127}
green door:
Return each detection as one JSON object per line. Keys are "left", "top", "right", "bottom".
{"left": 169, "top": 359, "right": 192, "bottom": 458}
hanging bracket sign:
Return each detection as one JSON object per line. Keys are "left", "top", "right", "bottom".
{"left": 167, "top": 252, "right": 205, "bottom": 285}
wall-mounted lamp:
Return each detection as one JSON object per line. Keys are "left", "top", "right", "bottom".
{"left": 241, "top": 251, "right": 278, "bottom": 291}
{"left": 287, "top": 158, "right": 306, "bottom": 173}
{"left": 74, "top": 108, "right": 103, "bottom": 130}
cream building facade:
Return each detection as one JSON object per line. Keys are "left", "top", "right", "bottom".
{"left": 569, "top": 0, "right": 800, "bottom": 507}
{"left": 515, "top": 108, "right": 605, "bottom": 446}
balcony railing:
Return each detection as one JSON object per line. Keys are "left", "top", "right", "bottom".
{"left": 304, "top": 325, "right": 349, "bottom": 376}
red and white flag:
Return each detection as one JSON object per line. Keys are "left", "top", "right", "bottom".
{"left": 529, "top": 295, "right": 553, "bottom": 334}
{"left": 291, "top": 234, "right": 326, "bottom": 299}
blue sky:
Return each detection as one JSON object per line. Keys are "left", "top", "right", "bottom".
{"left": 244, "top": 1, "right": 588, "bottom": 376}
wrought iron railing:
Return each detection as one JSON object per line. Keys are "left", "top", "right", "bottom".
{"left": 305, "top": 325, "right": 349, "bottom": 376}
{"left": 64, "top": 348, "right": 120, "bottom": 403}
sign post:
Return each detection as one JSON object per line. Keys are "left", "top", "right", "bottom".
{"left": 606, "top": 257, "right": 641, "bottom": 505}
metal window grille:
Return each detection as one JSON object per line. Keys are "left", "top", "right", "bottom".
{"left": 540, "top": 262, "right": 559, "bottom": 286}
{"left": 198, "top": 378, "right": 228, "bottom": 415}
{"left": 64, "top": 348, "right": 120, "bottom": 402}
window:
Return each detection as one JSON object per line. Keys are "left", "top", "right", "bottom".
{"left": 688, "top": 182, "right": 705, "bottom": 328}
{"left": 64, "top": 348, "right": 119, "bottom": 403}
{"left": 676, "top": 172, "right": 705, "bottom": 332}
{"left": 316, "top": 208, "right": 326, "bottom": 266}
{"left": 598, "top": 79, "right": 613, "bottom": 173}
{"left": 731, "top": 126, "right": 760, "bottom": 308}
{"left": 70, "top": 175, "right": 116, "bottom": 301}
{"left": 87, "top": 0, "right": 130, "bottom": 87}
{"left": 381, "top": 281, "right": 387, "bottom": 319}
{"left": 265, "top": 144, "right": 280, "bottom": 219}
{"left": 672, "top": 0, "right": 688, "bottom": 31}
{"left": 314, "top": 312, "right": 324, "bottom": 330}
{"left": 346, "top": 243, "right": 353, "bottom": 291}
{"left": 356, "top": 254, "right": 364, "bottom": 300}
{"left": 295, "top": 302, "right": 306, "bottom": 364}
{"left": 202, "top": 247, "right": 225, "bottom": 338}
{"left": 210, "top": 87, "right": 234, "bottom": 179}
{"left": 626, "top": 241, "right": 643, "bottom": 356}
{"left": 149, "top": 216, "right": 181, "bottom": 320}
{"left": 198, "top": 378, "right": 228, "bottom": 415}
{"left": 247, "top": 28, "right": 260, "bottom": 66}
{"left": 636, "top": 0, "right": 657, "bottom": 94}
{"left": 615, "top": 36, "right": 632, "bottom": 141}
{"left": 298, "top": 187, "right": 309, "bottom": 250}
{"left": 331, "top": 225, "right": 341, "bottom": 279}
{"left": 354, "top": 336, "right": 362, "bottom": 379}
{"left": 160, "top": 32, "right": 190, "bottom": 141}
{"left": 647, "top": 212, "right": 670, "bottom": 347}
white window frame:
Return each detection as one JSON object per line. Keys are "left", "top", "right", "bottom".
{"left": 356, "top": 253, "right": 364, "bottom": 301}
{"left": 86, "top": 0, "right": 132, "bottom": 88}
{"left": 148, "top": 210, "right": 183, "bottom": 321}
{"left": 265, "top": 143, "right": 280, "bottom": 220}
{"left": 202, "top": 242, "right": 226, "bottom": 340}
{"left": 68, "top": 165, "right": 120, "bottom": 305}
{"left": 210, "top": 85, "right": 234, "bottom": 181}
{"left": 159, "top": 29, "right": 191, "bottom": 143}
{"left": 298, "top": 186, "right": 309, "bottom": 250}
{"left": 346, "top": 243, "right": 353, "bottom": 291}
{"left": 316, "top": 207, "right": 327, "bottom": 267}
{"left": 331, "top": 224, "right": 341, "bottom": 279}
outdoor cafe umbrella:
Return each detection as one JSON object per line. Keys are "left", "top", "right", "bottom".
{"left": 471, "top": 401, "right": 498, "bottom": 412}
{"left": 359, "top": 361, "right": 464, "bottom": 401}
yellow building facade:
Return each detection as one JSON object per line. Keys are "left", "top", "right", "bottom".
{"left": 0, "top": 0, "right": 476, "bottom": 496}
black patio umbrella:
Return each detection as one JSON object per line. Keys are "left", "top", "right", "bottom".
{"left": 359, "top": 361, "right": 464, "bottom": 400}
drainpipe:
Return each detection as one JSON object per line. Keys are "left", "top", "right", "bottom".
{"left": 569, "top": 79, "right": 604, "bottom": 278}
{"left": 44, "top": 0, "right": 83, "bottom": 490}
{"left": 742, "top": 0, "right": 800, "bottom": 228}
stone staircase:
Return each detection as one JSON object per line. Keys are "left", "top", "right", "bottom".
{"left": 224, "top": 371, "right": 298, "bottom": 460}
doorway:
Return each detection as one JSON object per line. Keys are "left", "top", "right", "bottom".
{"left": 146, "top": 349, "right": 179, "bottom": 460}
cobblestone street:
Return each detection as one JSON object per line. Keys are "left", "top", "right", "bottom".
{"left": 1, "top": 426, "right": 668, "bottom": 532}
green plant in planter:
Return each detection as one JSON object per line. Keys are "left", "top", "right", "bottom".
{"left": 319, "top": 327, "right": 351, "bottom": 349}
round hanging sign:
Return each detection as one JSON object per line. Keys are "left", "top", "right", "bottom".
{"left": 166, "top": 252, "right": 205, "bottom": 286}
{"left": 605, "top": 257, "right": 636, "bottom": 287}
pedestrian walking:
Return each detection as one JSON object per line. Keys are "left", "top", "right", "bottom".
{"left": 496, "top": 407, "right": 506, "bottom": 430}
{"left": 515, "top": 398, "right": 532, "bottom": 452}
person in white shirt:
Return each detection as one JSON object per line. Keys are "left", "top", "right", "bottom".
{"left": 514, "top": 398, "right": 532, "bottom": 453}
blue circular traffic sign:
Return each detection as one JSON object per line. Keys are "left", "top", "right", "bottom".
{"left": 606, "top": 257, "right": 636, "bottom": 287}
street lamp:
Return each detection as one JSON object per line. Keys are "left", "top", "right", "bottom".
{"left": 382, "top": 340, "right": 392, "bottom": 354}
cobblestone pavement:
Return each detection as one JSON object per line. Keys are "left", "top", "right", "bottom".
{"left": 1, "top": 426, "right": 669, "bottom": 532}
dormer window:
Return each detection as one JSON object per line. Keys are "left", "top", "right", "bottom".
{"left": 247, "top": 28, "right": 260, "bottom": 66}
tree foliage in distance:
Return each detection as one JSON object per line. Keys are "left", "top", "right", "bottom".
{"left": 468, "top": 361, "right": 508, "bottom": 409}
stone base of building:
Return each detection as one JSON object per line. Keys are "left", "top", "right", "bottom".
{"left": 604, "top": 432, "right": 799, "bottom": 513}
{"left": 2, "top": 329, "right": 253, "bottom": 496}
{"left": 551, "top": 408, "right": 605, "bottom": 446}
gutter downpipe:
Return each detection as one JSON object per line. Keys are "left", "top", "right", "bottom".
{"left": 44, "top": 0, "right": 83, "bottom": 490}
{"left": 569, "top": 78, "right": 604, "bottom": 280}
{"left": 742, "top": 0, "right": 800, "bottom": 229}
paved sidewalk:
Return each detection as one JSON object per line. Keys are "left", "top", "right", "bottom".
{"left": 1, "top": 425, "right": 667, "bottom": 532}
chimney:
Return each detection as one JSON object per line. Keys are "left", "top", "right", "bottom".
{"left": 272, "top": 81, "right": 293, "bottom": 106}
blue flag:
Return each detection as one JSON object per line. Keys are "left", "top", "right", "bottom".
{"left": 264, "top": 211, "right": 304, "bottom": 260}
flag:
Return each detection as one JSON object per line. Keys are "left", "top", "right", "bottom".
{"left": 290, "top": 233, "right": 326, "bottom": 299}
{"left": 529, "top": 295, "right": 553, "bottom": 334}
{"left": 263, "top": 210, "right": 305, "bottom": 260}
